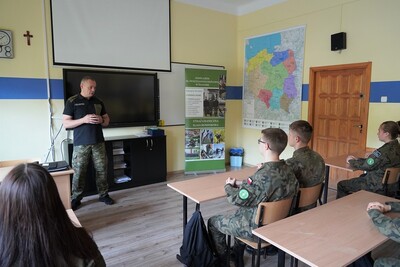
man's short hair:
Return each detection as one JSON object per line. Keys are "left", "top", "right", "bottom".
{"left": 261, "top": 128, "right": 288, "bottom": 155}
{"left": 80, "top": 76, "right": 95, "bottom": 85}
{"left": 289, "top": 120, "right": 313, "bottom": 144}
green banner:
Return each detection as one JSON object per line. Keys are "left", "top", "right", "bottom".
{"left": 184, "top": 68, "right": 227, "bottom": 174}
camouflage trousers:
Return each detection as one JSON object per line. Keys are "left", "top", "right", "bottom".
{"left": 71, "top": 142, "right": 109, "bottom": 200}
{"left": 208, "top": 214, "right": 255, "bottom": 256}
{"left": 336, "top": 176, "right": 396, "bottom": 199}
{"left": 374, "top": 257, "right": 400, "bottom": 267}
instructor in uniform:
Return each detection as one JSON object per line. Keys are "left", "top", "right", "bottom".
{"left": 63, "top": 76, "right": 114, "bottom": 210}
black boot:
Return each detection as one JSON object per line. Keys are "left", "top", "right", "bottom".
{"left": 232, "top": 240, "right": 246, "bottom": 267}
{"left": 215, "top": 252, "right": 229, "bottom": 267}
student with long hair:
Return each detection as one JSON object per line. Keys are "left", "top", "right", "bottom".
{"left": 336, "top": 121, "right": 400, "bottom": 198}
{"left": 0, "top": 163, "right": 106, "bottom": 267}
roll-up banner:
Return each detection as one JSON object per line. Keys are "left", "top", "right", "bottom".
{"left": 184, "top": 68, "right": 227, "bottom": 174}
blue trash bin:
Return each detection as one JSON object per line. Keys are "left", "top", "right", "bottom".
{"left": 229, "top": 147, "right": 244, "bottom": 167}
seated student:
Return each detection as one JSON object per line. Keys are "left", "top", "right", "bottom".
{"left": 286, "top": 120, "right": 325, "bottom": 211}
{"left": 0, "top": 163, "right": 106, "bottom": 267}
{"left": 207, "top": 128, "right": 299, "bottom": 266}
{"left": 367, "top": 201, "right": 400, "bottom": 267}
{"left": 286, "top": 120, "right": 326, "bottom": 187}
{"left": 337, "top": 121, "right": 400, "bottom": 199}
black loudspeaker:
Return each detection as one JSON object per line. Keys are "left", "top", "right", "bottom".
{"left": 331, "top": 32, "right": 346, "bottom": 51}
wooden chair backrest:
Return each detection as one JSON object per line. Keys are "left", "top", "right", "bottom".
{"left": 0, "top": 158, "right": 40, "bottom": 167}
{"left": 298, "top": 183, "right": 323, "bottom": 209}
{"left": 255, "top": 197, "right": 293, "bottom": 226}
{"left": 382, "top": 168, "right": 400, "bottom": 185}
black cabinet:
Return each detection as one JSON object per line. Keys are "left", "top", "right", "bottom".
{"left": 68, "top": 135, "right": 167, "bottom": 196}
{"left": 129, "top": 136, "right": 167, "bottom": 186}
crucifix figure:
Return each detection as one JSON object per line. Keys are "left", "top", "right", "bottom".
{"left": 23, "top": 31, "right": 33, "bottom": 46}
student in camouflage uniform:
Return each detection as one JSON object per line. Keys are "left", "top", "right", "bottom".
{"left": 367, "top": 201, "right": 400, "bottom": 267}
{"left": 336, "top": 121, "right": 400, "bottom": 199}
{"left": 286, "top": 120, "right": 325, "bottom": 212}
{"left": 63, "top": 76, "right": 114, "bottom": 210}
{"left": 207, "top": 128, "right": 299, "bottom": 266}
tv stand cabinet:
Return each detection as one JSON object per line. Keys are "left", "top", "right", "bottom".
{"left": 68, "top": 135, "right": 166, "bottom": 196}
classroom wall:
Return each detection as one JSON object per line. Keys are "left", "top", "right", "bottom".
{"left": 0, "top": 0, "right": 238, "bottom": 174}
{"left": 1, "top": 0, "right": 399, "bottom": 173}
{"left": 235, "top": 0, "right": 400, "bottom": 165}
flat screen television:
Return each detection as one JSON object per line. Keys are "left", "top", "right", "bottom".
{"left": 63, "top": 69, "right": 159, "bottom": 128}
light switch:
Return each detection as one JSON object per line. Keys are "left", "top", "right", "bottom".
{"left": 381, "top": 96, "right": 388, "bottom": 102}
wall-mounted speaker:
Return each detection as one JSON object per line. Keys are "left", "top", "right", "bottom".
{"left": 331, "top": 32, "right": 346, "bottom": 51}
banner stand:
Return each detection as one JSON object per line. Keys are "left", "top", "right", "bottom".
{"left": 184, "top": 68, "right": 227, "bottom": 174}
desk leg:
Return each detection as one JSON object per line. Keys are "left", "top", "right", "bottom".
{"left": 323, "top": 166, "right": 330, "bottom": 204}
{"left": 278, "top": 249, "right": 285, "bottom": 267}
{"left": 183, "top": 196, "right": 187, "bottom": 234}
{"left": 182, "top": 197, "right": 201, "bottom": 234}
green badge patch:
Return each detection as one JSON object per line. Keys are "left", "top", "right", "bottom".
{"left": 367, "top": 158, "right": 375, "bottom": 165}
{"left": 239, "top": 189, "right": 249, "bottom": 200}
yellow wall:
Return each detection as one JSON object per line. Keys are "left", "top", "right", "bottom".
{"left": 236, "top": 0, "right": 400, "bottom": 165}
{"left": 1, "top": 0, "right": 399, "bottom": 172}
{"left": 0, "top": 0, "right": 239, "bottom": 172}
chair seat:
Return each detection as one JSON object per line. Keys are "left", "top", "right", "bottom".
{"left": 237, "top": 237, "right": 271, "bottom": 250}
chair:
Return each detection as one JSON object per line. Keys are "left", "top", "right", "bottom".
{"left": 231, "top": 197, "right": 295, "bottom": 267}
{"left": 290, "top": 183, "right": 323, "bottom": 267}
{"left": 0, "top": 158, "right": 40, "bottom": 167}
{"left": 295, "top": 183, "right": 324, "bottom": 214}
{"left": 382, "top": 167, "right": 400, "bottom": 196}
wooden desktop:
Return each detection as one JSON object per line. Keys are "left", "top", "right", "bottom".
{"left": 253, "top": 190, "right": 398, "bottom": 267}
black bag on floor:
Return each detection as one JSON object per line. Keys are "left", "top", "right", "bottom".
{"left": 177, "top": 210, "right": 217, "bottom": 267}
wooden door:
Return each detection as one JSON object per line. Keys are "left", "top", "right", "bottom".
{"left": 308, "top": 62, "right": 372, "bottom": 189}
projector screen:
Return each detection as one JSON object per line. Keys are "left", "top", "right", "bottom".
{"left": 50, "top": 0, "right": 171, "bottom": 71}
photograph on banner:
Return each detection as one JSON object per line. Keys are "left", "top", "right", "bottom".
{"left": 184, "top": 126, "right": 225, "bottom": 161}
{"left": 185, "top": 129, "right": 200, "bottom": 160}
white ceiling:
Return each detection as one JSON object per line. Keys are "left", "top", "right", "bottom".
{"left": 175, "top": 0, "right": 287, "bottom": 16}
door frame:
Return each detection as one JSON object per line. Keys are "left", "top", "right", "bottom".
{"left": 307, "top": 62, "right": 372, "bottom": 150}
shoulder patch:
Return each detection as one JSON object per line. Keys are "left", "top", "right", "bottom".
{"left": 239, "top": 189, "right": 249, "bottom": 200}
{"left": 372, "top": 150, "right": 381, "bottom": 158}
{"left": 367, "top": 158, "right": 375, "bottom": 165}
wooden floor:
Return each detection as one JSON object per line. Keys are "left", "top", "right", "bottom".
{"left": 74, "top": 167, "right": 398, "bottom": 267}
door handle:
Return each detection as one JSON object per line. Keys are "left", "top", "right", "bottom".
{"left": 354, "top": 124, "right": 363, "bottom": 133}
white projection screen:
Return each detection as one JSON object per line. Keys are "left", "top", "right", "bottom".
{"left": 50, "top": 0, "right": 171, "bottom": 71}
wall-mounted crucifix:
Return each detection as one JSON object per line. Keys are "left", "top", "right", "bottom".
{"left": 23, "top": 31, "right": 33, "bottom": 46}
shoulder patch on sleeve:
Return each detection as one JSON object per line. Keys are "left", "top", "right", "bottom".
{"left": 367, "top": 158, "right": 375, "bottom": 165}
{"left": 239, "top": 189, "right": 249, "bottom": 200}
{"left": 372, "top": 150, "right": 381, "bottom": 158}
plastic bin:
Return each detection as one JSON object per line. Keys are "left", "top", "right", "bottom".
{"left": 229, "top": 147, "right": 244, "bottom": 167}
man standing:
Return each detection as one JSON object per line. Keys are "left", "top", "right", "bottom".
{"left": 63, "top": 76, "right": 114, "bottom": 210}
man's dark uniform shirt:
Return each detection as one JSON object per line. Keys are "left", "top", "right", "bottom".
{"left": 63, "top": 94, "right": 106, "bottom": 146}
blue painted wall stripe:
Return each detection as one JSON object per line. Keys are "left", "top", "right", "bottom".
{"left": 0, "top": 77, "right": 399, "bottom": 102}
{"left": 0, "top": 77, "right": 64, "bottom": 100}
{"left": 370, "top": 81, "right": 400, "bottom": 103}
{"left": 226, "top": 86, "right": 242, "bottom": 100}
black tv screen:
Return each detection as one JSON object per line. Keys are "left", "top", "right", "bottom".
{"left": 63, "top": 69, "right": 159, "bottom": 128}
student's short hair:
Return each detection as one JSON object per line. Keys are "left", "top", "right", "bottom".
{"left": 289, "top": 120, "right": 313, "bottom": 144}
{"left": 380, "top": 121, "right": 400, "bottom": 140}
{"left": 261, "top": 128, "right": 288, "bottom": 155}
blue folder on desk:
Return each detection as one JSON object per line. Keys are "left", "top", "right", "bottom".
{"left": 41, "top": 161, "right": 69, "bottom": 172}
